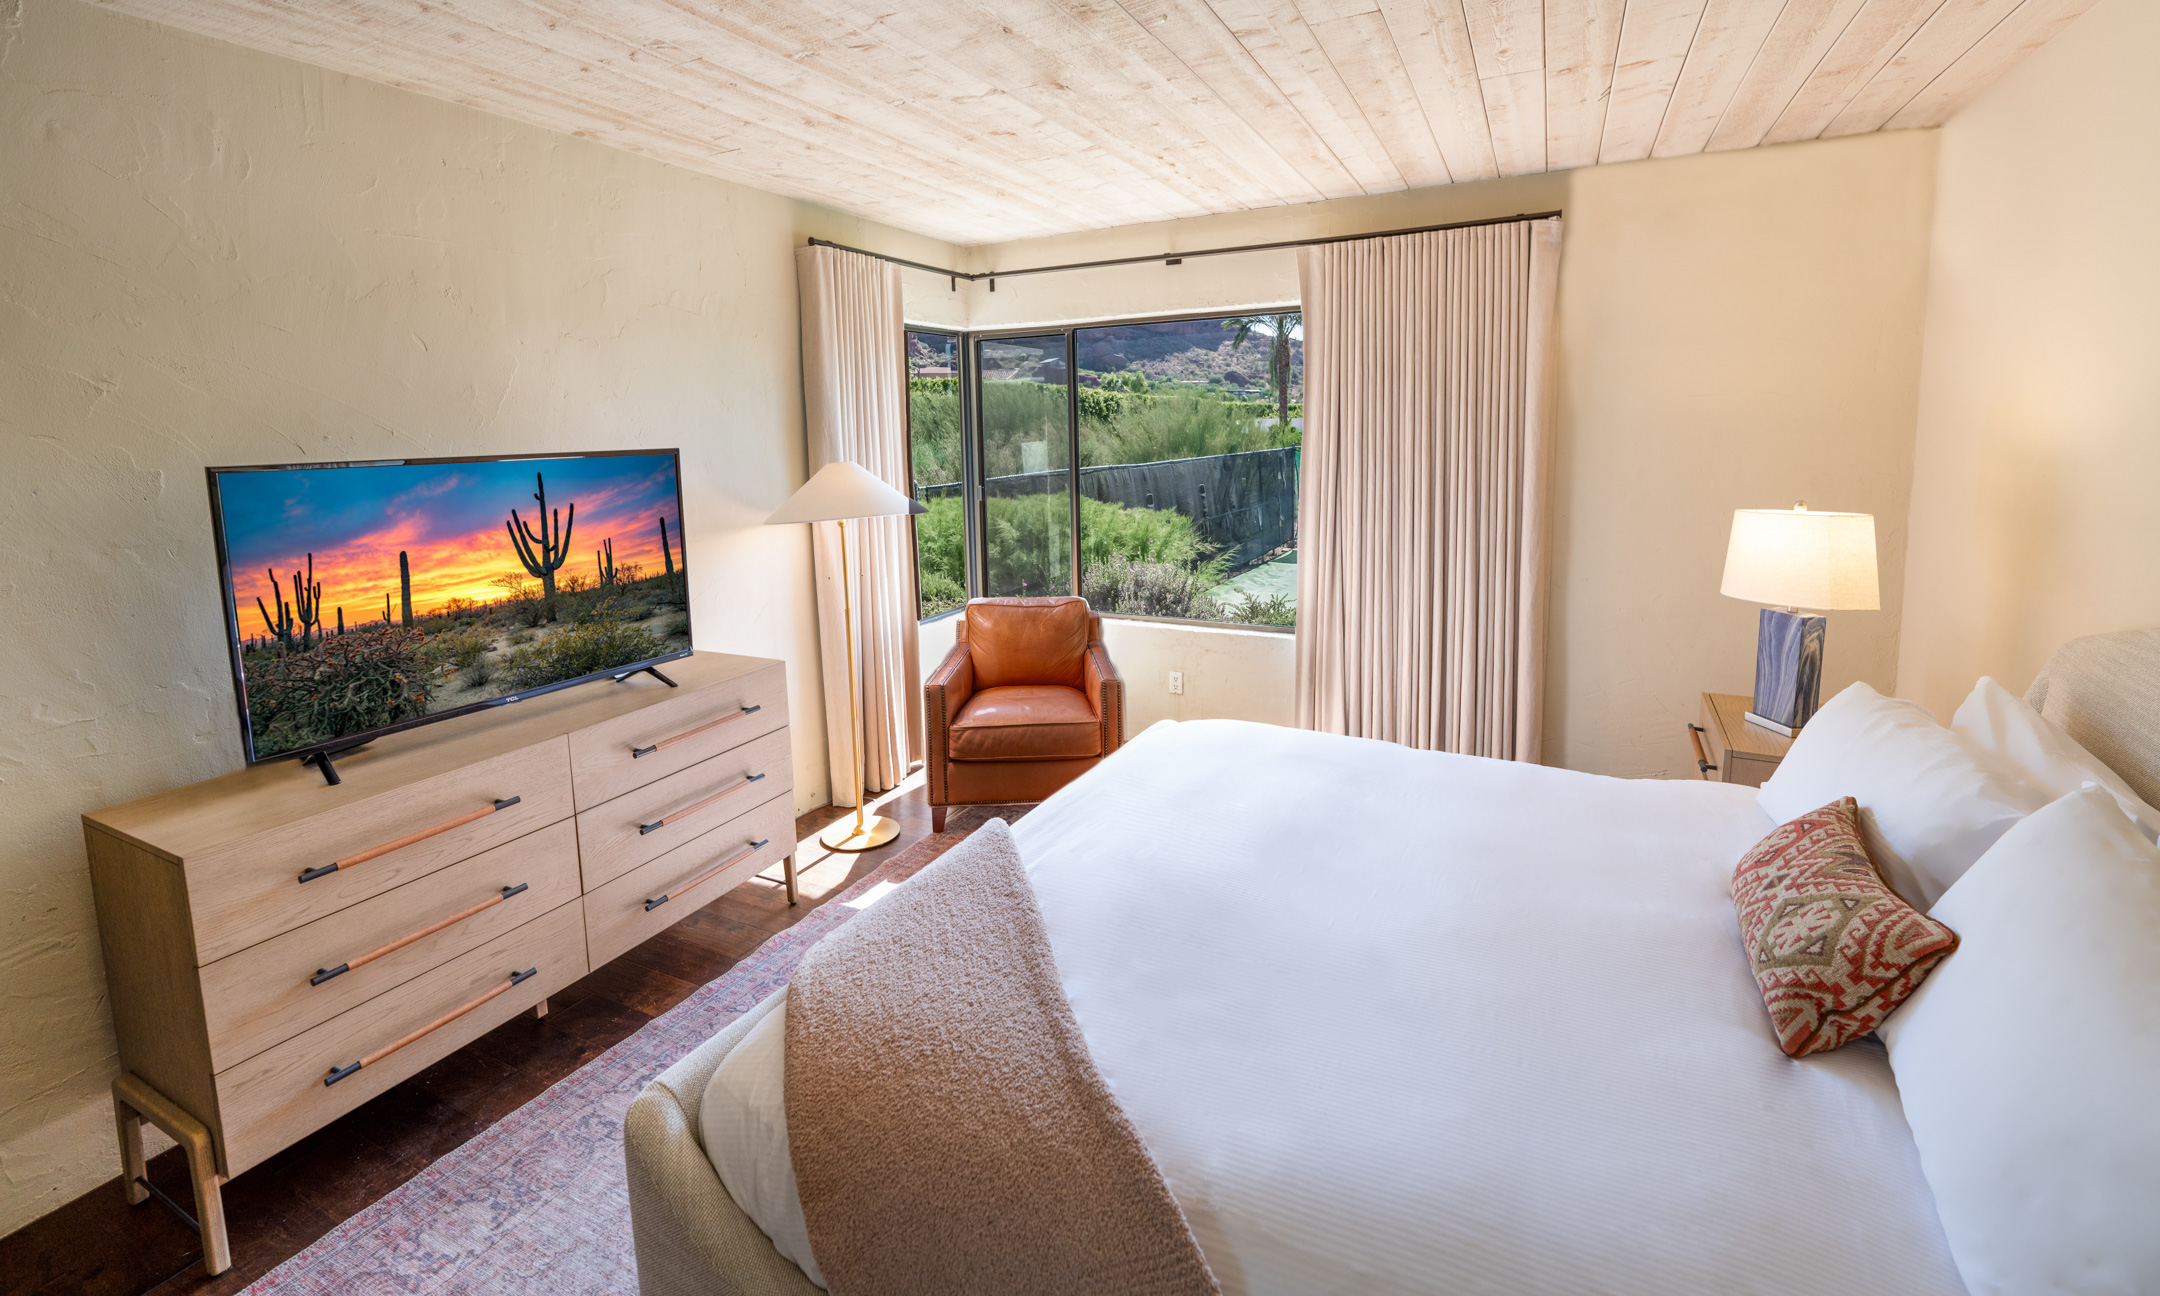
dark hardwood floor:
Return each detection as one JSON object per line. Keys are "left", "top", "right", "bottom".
{"left": 1, "top": 780, "right": 943, "bottom": 1296}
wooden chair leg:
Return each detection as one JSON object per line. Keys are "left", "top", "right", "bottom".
{"left": 783, "top": 851, "right": 798, "bottom": 906}
{"left": 113, "top": 1073, "right": 231, "bottom": 1276}
{"left": 931, "top": 806, "right": 947, "bottom": 832}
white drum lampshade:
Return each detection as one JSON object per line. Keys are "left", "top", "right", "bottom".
{"left": 767, "top": 460, "right": 924, "bottom": 852}
{"left": 1720, "top": 504, "right": 1879, "bottom": 734}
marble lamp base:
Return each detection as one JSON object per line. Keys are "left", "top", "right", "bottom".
{"left": 1749, "top": 607, "right": 1825, "bottom": 736}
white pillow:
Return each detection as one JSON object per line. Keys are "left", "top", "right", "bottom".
{"left": 1880, "top": 787, "right": 2160, "bottom": 1296}
{"left": 699, "top": 994, "right": 827, "bottom": 1289}
{"left": 1952, "top": 675, "right": 2160, "bottom": 841}
{"left": 1757, "top": 682, "right": 2039, "bottom": 908}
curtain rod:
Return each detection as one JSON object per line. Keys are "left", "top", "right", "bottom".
{"left": 809, "top": 209, "right": 1562, "bottom": 287}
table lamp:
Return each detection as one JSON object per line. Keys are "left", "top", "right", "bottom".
{"left": 1719, "top": 502, "right": 1879, "bottom": 735}
{"left": 767, "top": 460, "right": 926, "bottom": 852}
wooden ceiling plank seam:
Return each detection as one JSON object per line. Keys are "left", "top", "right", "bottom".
{"left": 1374, "top": 0, "right": 1502, "bottom": 182}
{"left": 1482, "top": 65, "right": 1549, "bottom": 175}
{"left": 646, "top": 0, "right": 1132, "bottom": 191}
{"left": 1308, "top": 9, "right": 1456, "bottom": 187}
{"left": 1653, "top": 0, "right": 1795, "bottom": 157}
{"left": 832, "top": 0, "right": 1285, "bottom": 212}
{"left": 1543, "top": 0, "right": 1627, "bottom": 173}
{"left": 1820, "top": 0, "right": 2026, "bottom": 136}
{"left": 1459, "top": 0, "right": 1546, "bottom": 77}
{"left": 1045, "top": 0, "right": 1332, "bottom": 206}
{"left": 1759, "top": 0, "right": 1947, "bottom": 143}
{"left": 751, "top": 0, "right": 1240, "bottom": 219}
{"left": 107, "top": 0, "right": 1072, "bottom": 237}
{"left": 1598, "top": 0, "right": 1712, "bottom": 164}
{"left": 1701, "top": 0, "right": 1873, "bottom": 151}
{"left": 1202, "top": 0, "right": 1409, "bottom": 192}
{"left": 1103, "top": 0, "right": 1368, "bottom": 197}
{"left": 1882, "top": 0, "right": 2099, "bottom": 128}
{"left": 238, "top": 1, "right": 1081, "bottom": 238}
{"left": 1457, "top": 0, "right": 1545, "bottom": 176}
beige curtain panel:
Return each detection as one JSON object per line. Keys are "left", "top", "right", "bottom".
{"left": 796, "top": 245, "right": 922, "bottom": 806}
{"left": 1294, "top": 219, "right": 1563, "bottom": 761}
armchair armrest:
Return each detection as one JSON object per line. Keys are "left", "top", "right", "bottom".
{"left": 924, "top": 641, "right": 975, "bottom": 807}
{"left": 1084, "top": 641, "right": 1124, "bottom": 756}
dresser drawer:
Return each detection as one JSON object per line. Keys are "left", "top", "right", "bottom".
{"left": 575, "top": 727, "right": 793, "bottom": 891}
{"left": 568, "top": 662, "right": 787, "bottom": 810}
{"left": 186, "top": 739, "right": 572, "bottom": 965}
{"left": 583, "top": 793, "right": 795, "bottom": 967}
{"left": 198, "top": 818, "right": 581, "bottom": 1072}
{"left": 213, "top": 898, "right": 586, "bottom": 1176}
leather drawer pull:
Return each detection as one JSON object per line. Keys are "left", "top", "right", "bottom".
{"left": 1687, "top": 724, "right": 1718, "bottom": 775}
{"left": 639, "top": 773, "right": 765, "bottom": 836}
{"left": 646, "top": 839, "right": 770, "bottom": 911}
{"left": 311, "top": 884, "right": 529, "bottom": 986}
{"left": 324, "top": 967, "right": 538, "bottom": 1086}
{"left": 632, "top": 705, "right": 760, "bottom": 759}
{"left": 300, "top": 797, "right": 522, "bottom": 884}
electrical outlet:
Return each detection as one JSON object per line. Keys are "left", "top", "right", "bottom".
{"left": 1168, "top": 670, "right": 1184, "bottom": 695}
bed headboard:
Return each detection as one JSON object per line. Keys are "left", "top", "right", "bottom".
{"left": 2024, "top": 627, "right": 2160, "bottom": 808}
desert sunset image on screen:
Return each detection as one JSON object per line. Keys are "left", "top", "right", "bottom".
{"left": 219, "top": 454, "right": 689, "bottom": 759}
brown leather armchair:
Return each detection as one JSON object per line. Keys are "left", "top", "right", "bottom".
{"left": 924, "top": 596, "right": 1124, "bottom": 831}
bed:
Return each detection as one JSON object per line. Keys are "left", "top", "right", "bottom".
{"left": 624, "top": 629, "right": 2160, "bottom": 1296}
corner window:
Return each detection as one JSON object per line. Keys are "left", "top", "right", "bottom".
{"left": 906, "top": 310, "right": 1300, "bottom": 630}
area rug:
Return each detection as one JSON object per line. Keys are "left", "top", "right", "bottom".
{"left": 244, "top": 806, "right": 1028, "bottom": 1295}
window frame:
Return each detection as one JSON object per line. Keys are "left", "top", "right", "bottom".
{"left": 912, "top": 305, "right": 1302, "bottom": 633}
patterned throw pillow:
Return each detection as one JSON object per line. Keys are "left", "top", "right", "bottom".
{"left": 1732, "top": 797, "right": 1960, "bottom": 1057}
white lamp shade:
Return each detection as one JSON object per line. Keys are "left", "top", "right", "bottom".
{"left": 764, "top": 460, "right": 925, "bottom": 525}
{"left": 1720, "top": 505, "right": 1880, "bottom": 611}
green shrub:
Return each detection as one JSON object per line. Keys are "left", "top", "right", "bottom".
{"left": 1218, "top": 590, "right": 1296, "bottom": 627}
{"left": 1080, "top": 555, "right": 1222, "bottom": 621}
{"left": 499, "top": 620, "right": 665, "bottom": 690}
{"left": 425, "top": 625, "right": 493, "bottom": 671}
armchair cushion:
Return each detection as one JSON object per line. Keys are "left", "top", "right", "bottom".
{"left": 966, "top": 597, "right": 1091, "bottom": 690}
{"left": 949, "top": 685, "right": 1103, "bottom": 761}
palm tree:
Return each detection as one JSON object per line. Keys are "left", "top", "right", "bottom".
{"left": 1222, "top": 312, "right": 1301, "bottom": 432}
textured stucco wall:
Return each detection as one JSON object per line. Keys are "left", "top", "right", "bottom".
{"left": 1895, "top": 0, "right": 2160, "bottom": 717}
{"left": 0, "top": 0, "right": 954, "bottom": 1233}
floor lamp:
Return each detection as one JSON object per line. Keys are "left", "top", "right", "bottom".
{"left": 767, "top": 460, "right": 926, "bottom": 852}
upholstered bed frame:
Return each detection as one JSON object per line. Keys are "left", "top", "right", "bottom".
{"left": 621, "top": 627, "right": 2160, "bottom": 1296}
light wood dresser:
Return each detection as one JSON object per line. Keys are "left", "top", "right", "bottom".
{"left": 82, "top": 651, "right": 794, "bottom": 1274}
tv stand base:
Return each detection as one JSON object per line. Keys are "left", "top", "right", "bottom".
{"left": 615, "top": 665, "right": 678, "bottom": 688}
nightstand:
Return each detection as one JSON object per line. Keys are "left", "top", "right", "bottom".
{"left": 1689, "top": 692, "right": 1793, "bottom": 787}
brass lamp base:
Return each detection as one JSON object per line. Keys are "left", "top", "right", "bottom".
{"left": 820, "top": 813, "right": 900, "bottom": 853}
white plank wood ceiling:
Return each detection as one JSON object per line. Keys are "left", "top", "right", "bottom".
{"left": 93, "top": 0, "right": 2094, "bottom": 244}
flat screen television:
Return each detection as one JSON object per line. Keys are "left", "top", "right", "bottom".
{"left": 208, "top": 450, "right": 691, "bottom": 773}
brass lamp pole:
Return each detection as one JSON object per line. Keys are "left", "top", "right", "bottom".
{"left": 766, "top": 460, "right": 926, "bottom": 852}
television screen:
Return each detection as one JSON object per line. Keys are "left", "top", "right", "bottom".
{"left": 210, "top": 450, "right": 691, "bottom": 764}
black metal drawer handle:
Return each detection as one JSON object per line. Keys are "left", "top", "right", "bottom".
{"left": 646, "top": 839, "right": 770, "bottom": 911}
{"left": 300, "top": 797, "right": 521, "bottom": 884}
{"left": 638, "top": 773, "right": 766, "bottom": 836}
{"left": 632, "top": 705, "right": 760, "bottom": 759}
{"left": 311, "top": 884, "right": 528, "bottom": 986}
{"left": 324, "top": 967, "right": 537, "bottom": 1086}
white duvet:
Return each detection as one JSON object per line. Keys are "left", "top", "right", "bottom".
{"left": 704, "top": 719, "right": 1965, "bottom": 1295}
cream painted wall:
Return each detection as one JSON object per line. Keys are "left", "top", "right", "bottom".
{"left": 921, "top": 133, "right": 1936, "bottom": 775}
{"left": 1895, "top": 0, "right": 2159, "bottom": 719}
{"left": 0, "top": 0, "right": 954, "bottom": 1234}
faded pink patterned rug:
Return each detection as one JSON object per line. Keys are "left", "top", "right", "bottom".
{"left": 245, "top": 810, "right": 1024, "bottom": 1295}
